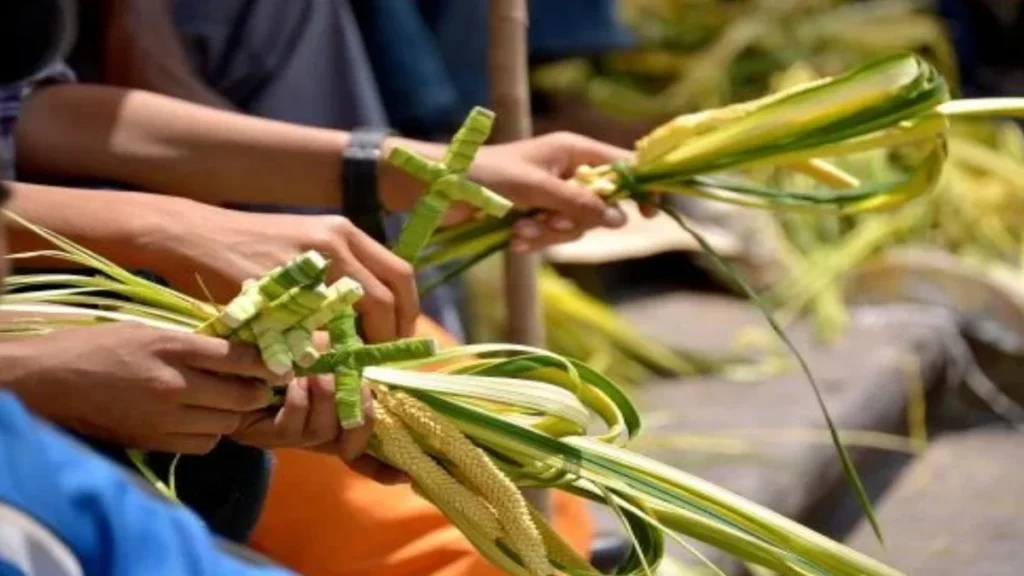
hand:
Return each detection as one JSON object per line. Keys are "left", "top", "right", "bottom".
{"left": 231, "top": 376, "right": 407, "bottom": 485}
{"left": 382, "top": 131, "right": 661, "bottom": 253}
{"left": 150, "top": 204, "right": 418, "bottom": 344}
{"left": 0, "top": 323, "right": 276, "bottom": 454}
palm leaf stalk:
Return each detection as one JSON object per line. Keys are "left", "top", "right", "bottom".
{"left": 0, "top": 219, "right": 904, "bottom": 576}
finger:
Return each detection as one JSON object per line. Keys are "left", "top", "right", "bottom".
{"left": 273, "top": 378, "right": 312, "bottom": 445}
{"left": 179, "top": 368, "right": 273, "bottom": 412}
{"left": 510, "top": 228, "right": 584, "bottom": 254}
{"left": 513, "top": 216, "right": 573, "bottom": 239}
{"left": 555, "top": 133, "right": 632, "bottom": 173}
{"left": 234, "top": 378, "right": 313, "bottom": 448}
{"left": 639, "top": 203, "right": 660, "bottom": 218}
{"left": 312, "top": 331, "right": 331, "bottom": 352}
{"left": 324, "top": 237, "right": 398, "bottom": 343}
{"left": 341, "top": 261, "right": 398, "bottom": 344}
{"left": 517, "top": 172, "right": 624, "bottom": 230}
{"left": 513, "top": 214, "right": 595, "bottom": 241}
{"left": 440, "top": 202, "right": 476, "bottom": 226}
{"left": 174, "top": 406, "right": 244, "bottom": 435}
{"left": 229, "top": 412, "right": 277, "bottom": 447}
{"left": 179, "top": 335, "right": 281, "bottom": 383}
{"left": 347, "top": 455, "right": 410, "bottom": 485}
{"left": 346, "top": 228, "right": 420, "bottom": 339}
{"left": 148, "top": 433, "right": 222, "bottom": 455}
{"left": 305, "top": 375, "right": 340, "bottom": 446}
{"left": 639, "top": 193, "right": 663, "bottom": 218}
{"left": 337, "top": 386, "right": 375, "bottom": 461}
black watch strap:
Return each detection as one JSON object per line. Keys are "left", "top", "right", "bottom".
{"left": 343, "top": 128, "right": 393, "bottom": 244}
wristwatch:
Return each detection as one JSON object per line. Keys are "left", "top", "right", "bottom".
{"left": 342, "top": 127, "right": 393, "bottom": 245}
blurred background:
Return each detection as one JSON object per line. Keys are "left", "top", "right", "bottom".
{"left": 486, "top": 2, "right": 1024, "bottom": 573}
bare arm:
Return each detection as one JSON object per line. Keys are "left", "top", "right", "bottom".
{"left": 14, "top": 84, "right": 439, "bottom": 211}
{"left": 3, "top": 181, "right": 423, "bottom": 341}
{"left": 4, "top": 181, "right": 180, "bottom": 271}
{"left": 13, "top": 84, "right": 627, "bottom": 249}
{"left": 102, "top": 0, "right": 234, "bottom": 110}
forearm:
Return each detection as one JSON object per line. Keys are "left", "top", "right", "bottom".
{"left": 4, "top": 181, "right": 177, "bottom": 271}
{"left": 15, "top": 84, "right": 441, "bottom": 211}
{"left": 103, "top": 0, "right": 234, "bottom": 110}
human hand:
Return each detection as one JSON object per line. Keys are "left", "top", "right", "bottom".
{"left": 150, "top": 202, "right": 418, "bottom": 344}
{"left": 229, "top": 376, "right": 407, "bottom": 485}
{"left": 0, "top": 323, "right": 276, "bottom": 454}
{"left": 381, "top": 131, "right": 660, "bottom": 253}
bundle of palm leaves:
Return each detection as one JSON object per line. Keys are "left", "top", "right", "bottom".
{"left": 749, "top": 64, "right": 1024, "bottom": 341}
{"left": 0, "top": 216, "right": 902, "bottom": 576}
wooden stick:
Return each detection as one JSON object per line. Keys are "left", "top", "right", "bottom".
{"left": 487, "top": 0, "right": 551, "bottom": 518}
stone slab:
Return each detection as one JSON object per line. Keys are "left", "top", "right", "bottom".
{"left": 846, "top": 429, "right": 1024, "bottom": 576}
{"left": 587, "top": 292, "right": 949, "bottom": 574}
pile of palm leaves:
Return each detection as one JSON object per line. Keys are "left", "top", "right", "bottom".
{"left": 462, "top": 258, "right": 772, "bottom": 387}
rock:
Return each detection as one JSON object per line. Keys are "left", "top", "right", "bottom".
{"left": 589, "top": 292, "right": 948, "bottom": 574}
{"left": 846, "top": 429, "right": 1024, "bottom": 576}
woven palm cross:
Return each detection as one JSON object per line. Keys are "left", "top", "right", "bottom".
{"left": 387, "top": 106, "right": 513, "bottom": 263}
{"left": 317, "top": 310, "right": 436, "bottom": 429}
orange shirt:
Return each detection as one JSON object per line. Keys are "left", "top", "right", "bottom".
{"left": 249, "top": 316, "right": 594, "bottom": 576}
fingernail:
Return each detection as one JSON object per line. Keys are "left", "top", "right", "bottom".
{"left": 550, "top": 217, "right": 575, "bottom": 231}
{"left": 516, "top": 220, "right": 540, "bottom": 239}
{"left": 602, "top": 207, "right": 626, "bottom": 226}
{"left": 511, "top": 240, "right": 530, "bottom": 254}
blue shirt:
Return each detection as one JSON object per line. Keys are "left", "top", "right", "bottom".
{"left": 0, "top": 391, "right": 294, "bottom": 576}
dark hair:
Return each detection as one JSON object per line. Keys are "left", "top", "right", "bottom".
{"left": 0, "top": 0, "right": 77, "bottom": 84}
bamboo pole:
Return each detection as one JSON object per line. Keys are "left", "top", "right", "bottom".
{"left": 487, "top": 0, "right": 551, "bottom": 518}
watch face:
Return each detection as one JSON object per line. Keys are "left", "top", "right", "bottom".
{"left": 0, "top": 0, "right": 77, "bottom": 84}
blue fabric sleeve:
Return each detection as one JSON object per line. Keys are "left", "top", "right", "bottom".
{"left": 0, "top": 560, "right": 25, "bottom": 576}
{"left": 0, "top": 391, "right": 295, "bottom": 576}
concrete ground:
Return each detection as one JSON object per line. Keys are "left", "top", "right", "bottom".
{"left": 585, "top": 291, "right": 975, "bottom": 575}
